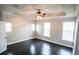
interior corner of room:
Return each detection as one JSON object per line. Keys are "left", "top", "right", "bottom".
{"left": 0, "top": 4, "right": 79, "bottom": 55}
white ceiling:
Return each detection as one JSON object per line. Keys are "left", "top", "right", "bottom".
{"left": 2, "top": 4, "right": 77, "bottom": 19}
{"left": 61, "top": 4, "right": 77, "bottom": 16}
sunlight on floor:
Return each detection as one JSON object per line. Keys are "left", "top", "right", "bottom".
{"left": 58, "top": 48, "right": 72, "bottom": 55}
{"left": 41, "top": 43, "right": 51, "bottom": 55}
{"left": 30, "top": 44, "right": 36, "bottom": 55}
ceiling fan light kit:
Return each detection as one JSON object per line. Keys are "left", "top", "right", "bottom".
{"left": 36, "top": 9, "right": 47, "bottom": 19}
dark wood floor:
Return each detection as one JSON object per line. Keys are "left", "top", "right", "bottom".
{"left": 0, "top": 38, "right": 72, "bottom": 55}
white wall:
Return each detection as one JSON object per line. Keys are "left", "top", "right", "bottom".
{"left": 2, "top": 5, "right": 34, "bottom": 44}
{"left": 6, "top": 20, "right": 34, "bottom": 45}
{"left": 36, "top": 16, "right": 76, "bottom": 48}
{"left": 3, "top": 18, "right": 34, "bottom": 45}
{"left": 2, "top": 4, "right": 40, "bottom": 45}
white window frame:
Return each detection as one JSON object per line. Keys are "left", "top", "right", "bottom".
{"left": 43, "top": 22, "right": 51, "bottom": 37}
{"left": 5, "top": 22, "right": 12, "bottom": 32}
{"left": 62, "top": 21, "right": 75, "bottom": 42}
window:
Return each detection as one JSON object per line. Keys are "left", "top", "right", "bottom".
{"left": 32, "top": 24, "right": 35, "bottom": 31}
{"left": 43, "top": 22, "right": 51, "bottom": 37}
{"left": 5, "top": 22, "right": 12, "bottom": 32}
{"left": 62, "top": 22, "right": 75, "bottom": 42}
{"left": 36, "top": 24, "right": 40, "bottom": 33}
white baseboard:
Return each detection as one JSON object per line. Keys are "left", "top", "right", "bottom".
{"left": 38, "top": 37, "right": 73, "bottom": 48}
{"left": 7, "top": 37, "right": 73, "bottom": 48}
{"left": 7, "top": 38, "right": 32, "bottom": 45}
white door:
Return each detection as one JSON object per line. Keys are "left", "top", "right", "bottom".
{"left": 0, "top": 22, "right": 7, "bottom": 53}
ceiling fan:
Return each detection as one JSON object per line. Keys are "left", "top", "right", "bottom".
{"left": 36, "top": 9, "right": 46, "bottom": 17}
{"left": 13, "top": 5, "right": 66, "bottom": 19}
{"left": 35, "top": 8, "right": 66, "bottom": 19}
{"left": 35, "top": 9, "right": 47, "bottom": 19}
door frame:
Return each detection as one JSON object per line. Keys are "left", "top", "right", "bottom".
{"left": 73, "top": 19, "right": 79, "bottom": 55}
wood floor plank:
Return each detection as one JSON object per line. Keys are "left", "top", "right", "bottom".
{"left": 0, "top": 38, "right": 72, "bottom": 55}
